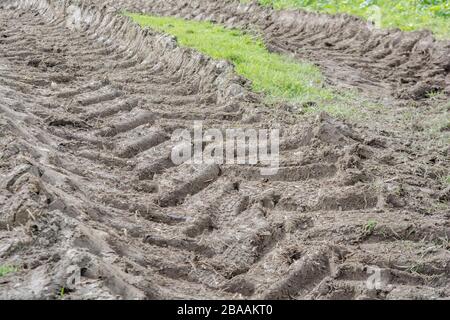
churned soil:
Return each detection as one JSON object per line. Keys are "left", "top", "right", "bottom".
{"left": 0, "top": 0, "right": 449, "bottom": 300}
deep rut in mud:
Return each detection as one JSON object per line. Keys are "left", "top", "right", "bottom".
{"left": 0, "top": 0, "right": 449, "bottom": 300}
{"left": 104, "top": 0, "right": 450, "bottom": 100}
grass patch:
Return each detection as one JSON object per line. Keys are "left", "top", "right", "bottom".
{"left": 0, "top": 265, "right": 17, "bottom": 277}
{"left": 399, "top": 100, "right": 450, "bottom": 140}
{"left": 126, "top": 13, "right": 345, "bottom": 108}
{"left": 60, "top": 287, "right": 66, "bottom": 299}
{"left": 248, "top": 0, "right": 450, "bottom": 39}
{"left": 363, "top": 220, "right": 378, "bottom": 235}
{"left": 442, "top": 175, "right": 450, "bottom": 185}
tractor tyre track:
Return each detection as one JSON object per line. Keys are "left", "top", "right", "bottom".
{"left": 0, "top": 0, "right": 449, "bottom": 300}
{"left": 104, "top": 0, "right": 450, "bottom": 100}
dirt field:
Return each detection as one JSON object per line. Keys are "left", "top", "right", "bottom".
{"left": 110, "top": 0, "right": 450, "bottom": 100}
{"left": 0, "top": 0, "right": 449, "bottom": 300}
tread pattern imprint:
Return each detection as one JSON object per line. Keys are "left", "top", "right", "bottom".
{"left": 0, "top": 0, "right": 449, "bottom": 299}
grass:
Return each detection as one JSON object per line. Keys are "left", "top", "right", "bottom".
{"left": 443, "top": 175, "right": 450, "bottom": 185}
{"left": 125, "top": 13, "right": 379, "bottom": 119}
{"left": 399, "top": 100, "right": 450, "bottom": 140}
{"left": 125, "top": 13, "right": 350, "bottom": 110}
{"left": 60, "top": 287, "right": 66, "bottom": 299}
{"left": 246, "top": 0, "right": 450, "bottom": 39}
{"left": 125, "top": 12, "right": 450, "bottom": 133}
{"left": 363, "top": 220, "right": 378, "bottom": 235}
{"left": 0, "top": 265, "right": 17, "bottom": 277}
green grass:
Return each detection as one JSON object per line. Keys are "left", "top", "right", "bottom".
{"left": 363, "top": 220, "right": 378, "bottom": 235}
{"left": 60, "top": 287, "right": 66, "bottom": 299}
{"left": 248, "top": 0, "right": 450, "bottom": 39}
{"left": 443, "top": 175, "right": 450, "bottom": 185}
{"left": 0, "top": 265, "right": 16, "bottom": 277}
{"left": 126, "top": 13, "right": 344, "bottom": 108}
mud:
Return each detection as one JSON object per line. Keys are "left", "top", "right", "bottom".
{"left": 0, "top": 0, "right": 449, "bottom": 300}
{"left": 103, "top": 0, "right": 450, "bottom": 100}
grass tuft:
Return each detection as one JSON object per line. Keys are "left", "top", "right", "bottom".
{"left": 0, "top": 265, "right": 17, "bottom": 277}
{"left": 363, "top": 220, "right": 378, "bottom": 235}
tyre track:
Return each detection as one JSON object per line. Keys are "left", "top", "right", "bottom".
{"left": 0, "top": 0, "right": 449, "bottom": 300}
{"left": 105, "top": 0, "right": 450, "bottom": 100}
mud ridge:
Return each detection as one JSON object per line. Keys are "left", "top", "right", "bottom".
{"left": 0, "top": 0, "right": 449, "bottom": 300}
{"left": 101, "top": 0, "right": 450, "bottom": 100}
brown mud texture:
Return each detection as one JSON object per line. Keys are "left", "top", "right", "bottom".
{"left": 0, "top": 0, "right": 449, "bottom": 300}
{"left": 105, "top": 0, "right": 450, "bottom": 100}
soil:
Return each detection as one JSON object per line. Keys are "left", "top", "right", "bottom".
{"left": 0, "top": 0, "right": 449, "bottom": 300}
{"left": 105, "top": 0, "right": 450, "bottom": 101}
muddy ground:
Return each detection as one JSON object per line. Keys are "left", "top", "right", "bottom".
{"left": 107, "top": 0, "right": 450, "bottom": 100}
{"left": 0, "top": 0, "right": 449, "bottom": 300}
